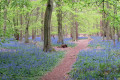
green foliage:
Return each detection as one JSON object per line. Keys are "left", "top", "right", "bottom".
{"left": 0, "top": 0, "right": 120, "bottom": 41}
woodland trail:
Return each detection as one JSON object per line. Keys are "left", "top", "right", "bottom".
{"left": 41, "top": 39, "right": 90, "bottom": 80}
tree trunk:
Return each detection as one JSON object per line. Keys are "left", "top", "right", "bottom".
{"left": 117, "top": 27, "right": 119, "bottom": 42}
{"left": 43, "top": 0, "right": 53, "bottom": 52}
{"left": 3, "top": 0, "right": 10, "bottom": 37}
{"left": 75, "top": 21, "right": 78, "bottom": 40}
{"left": 32, "top": 7, "right": 39, "bottom": 40}
{"left": 71, "top": 27, "right": 73, "bottom": 38}
{"left": 71, "top": 15, "right": 76, "bottom": 41}
{"left": 20, "top": 14, "right": 23, "bottom": 41}
{"left": 106, "top": 1, "right": 110, "bottom": 40}
{"left": 57, "top": 0, "right": 64, "bottom": 44}
{"left": 25, "top": 23, "right": 29, "bottom": 43}
{"left": 41, "top": 28, "right": 44, "bottom": 41}
{"left": 102, "top": 0, "right": 106, "bottom": 41}
{"left": 72, "top": 22, "right": 77, "bottom": 41}
{"left": 41, "top": 7, "right": 44, "bottom": 41}
{"left": 3, "top": 9, "right": 7, "bottom": 37}
{"left": 13, "top": 16, "right": 19, "bottom": 41}
{"left": 25, "top": 13, "right": 30, "bottom": 43}
{"left": 113, "top": 1, "right": 117, "bottom": 46}
{"left": 32, "top": 29, "right": 35, "bottom": 40}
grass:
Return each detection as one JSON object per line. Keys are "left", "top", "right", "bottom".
{"left": 69, "top": 36, "right": 120, "bottom": 80}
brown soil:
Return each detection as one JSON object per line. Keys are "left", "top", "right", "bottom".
{"left": 41, "top": 39, "right": 90, "bottom": 80}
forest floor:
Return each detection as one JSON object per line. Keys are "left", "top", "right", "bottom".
{"left": 41, "top": 39, "right": 90, "bottom": 80}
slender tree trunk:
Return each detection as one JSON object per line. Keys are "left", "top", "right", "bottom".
{"left": 100, "top": 20, "right": 103, "bottom": 36}
{"left": 102, "top": 0, "right": 106, "bottom": 41}
{"left": 25, "top": 13, "right": 30, "bottom": 43}
{"left": 71, "top": 14, "right": 76, "bottom": 41}
{"left": 117, "top": 27, "right": 119, "bottom": 42}
{"left": 41, "top": 28, "right": 44, "bottom": 41}
{"left": 32, "top": 29, "right": 35, "bottom": 40}
{"left": 72, "top": 21, "right": 77, "bottom": 41}
{"left": 32, "top": 7, "right": 39, "bottom": 40}
{"left": 57, "top": 0, "right": 64, "bottom": 44}
{"left": 65, "top": 25, "right": 68, "bottom": 38}
{"left": 75, "top": 21, "right": 78, "bottom": 40}
{"left": 113, "top": 27, "right": 115, "bottom": 46}
{"left": 43, "top": 0, "right": 53, "bottom": 52}
{"left": 71, "top": 27, "right": 73, "bottom": 38}
{"left": 71, "top": 0, "right": 77, "bottom": 41}
{"left": 3, "top": 0, "right": 10, "bottom": 37}
{"left": 75, "top": 7, "right": 78, "bottom": 40}
{"left": 3, "top": 9, "right": 7, "bottom": 37}
{"left": 13, "top": 15, "right": 19, "bottom": 40}
{"left": 110, "top": 26, "right": 113, "bottom": 39}
{"left": 106, "top": 1, "right": 110, "bottom": 40}
{"left": 113, "top": 1, "right": 117, "bottom": 46}
{"left": 20, "top": 14, "right": 23, "bottom": 41}
{"left": 41, "top": 7, "right": 44, "bottom": 41}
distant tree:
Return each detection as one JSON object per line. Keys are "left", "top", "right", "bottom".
{"left": 20, "top": 14, "right": 23, "bottom": 41}
{"left": 41, "top": 5, "right": 44, "bottom": 41}
{"left": 25, "top": 12, "right": 30, "bottom": 43}
{"left": 56, "top": 0, "right": 64, "bottom": 44}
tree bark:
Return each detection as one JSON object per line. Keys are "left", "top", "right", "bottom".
{"left": 113, "top": 1, "right": 117, "bottom": 46}
{"left": 32, "top": 7, "right": 39, "bottom": 40}
{"left": 41, "top": 28, "right": 44, "bottom": 41}
{"left": 117, "top": 27, "right": 119, "bottom": 42}
{"left": 71, "top": 15, "right": 76, "bottom": 41}
{"left": 43, "top": 0, "right": 53, "bottom": 52}
{"left": 3, "top": 0, "right": 10, "bottom": 37}
{"left": 75, "top": 21, "right": 78, "bottom": 40}
{"left": 41, "top": 7, "right": 44, "bottom": 41}
{"left": 106, "top": 1, "right": 110, "bottom": 40}
{"left": 57, "top": 0, "right": 64, "bottom": 44}
{"left": 3, "top": 9, "right": 7, "bottom": 37}
{"left": 32, "top": 29, "right": 35, "bottom": 40}
{"left": 25, "top": 13, "right": 30, "bottom": 43}
{"left": 102, "top": 0, "right": 106, "bottom": 41}
{"left": 72, "top": 23, "right": 77, "bottom": 41}
{"left": 20, "top": 14, "right": 23, "bottom": 41}
{"left": 13, "top": 14, "right": 19, "bottom": 41}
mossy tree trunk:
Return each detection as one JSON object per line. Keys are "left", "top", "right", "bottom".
{"left": 43, "top": 0, "right": 53, "bottom": 52}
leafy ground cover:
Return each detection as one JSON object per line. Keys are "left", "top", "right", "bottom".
{"left": 69, "top": 36, "right": 120, "bottom": 80}
{"left": 0, "top": 36, "right": 88, "bottom": 80}
{"left": 0, "top": 38, "right": 65, "bottom": 80}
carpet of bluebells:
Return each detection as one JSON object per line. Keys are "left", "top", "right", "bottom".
{"left": 0, "top": 37, "right": 65, "bottom": 80}
{"left": 69, "top": 36, "right": 120, "bottom": 80}
{"left": 28, "top": 36, "right": 87, "bottom": 47}
{"left": 51, "top": 37, "right": 88, "bottom": 47}
{"left": 0, "top": 36, "right": 88, "bottom": 80}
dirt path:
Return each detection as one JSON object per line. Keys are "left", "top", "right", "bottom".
{"left": 41, "top": 39, "right": 90, "bottom": 80}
